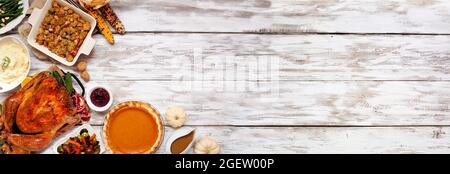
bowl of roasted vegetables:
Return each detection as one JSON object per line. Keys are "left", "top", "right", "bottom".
{"left": 27, "top": 0, "right": 96, "bottom": 66}
{"left": 0, "top": 0, "right": 28, "bottom": 34}
{"left": 53, "top": 124, "right": 104, "bottom": 154}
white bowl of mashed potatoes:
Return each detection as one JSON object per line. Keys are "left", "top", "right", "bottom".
{"left": 0, "top": 36, "right": 31, "bottom": 93}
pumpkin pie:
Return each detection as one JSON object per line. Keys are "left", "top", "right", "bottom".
{"left": 103, "top": 101, "right": 164, "bottom": 154}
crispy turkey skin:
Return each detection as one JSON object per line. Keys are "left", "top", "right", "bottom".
{"left": 1, "top": 71, "right": 80, "bottom": 152}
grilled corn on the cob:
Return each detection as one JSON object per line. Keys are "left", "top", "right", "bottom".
{"left": 99, "top": 3, "right": 125, "bottom": 34}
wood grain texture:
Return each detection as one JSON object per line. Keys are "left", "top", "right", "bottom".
{"left": 40, "top": 126, "right": 450, "bottom": 154}
{"left": 86, "top": 80, "right": 450, "bottom": 126}
{"left": 21, "top": 33, "right": 450, "bottom": 81}
{"left": 109, "top": 0, "right": 450, "bottom": 34}
{"left": 2, "top": 34, "right": 450, "bottom": 126}
{"left": 4, "top": 0, "right": 450, "bottom": 153}
{"left": 1, "top": 80, "right": 440, "bottom": 126}
{"left": 4, "top": 79, "right": 450, "bottom": 126}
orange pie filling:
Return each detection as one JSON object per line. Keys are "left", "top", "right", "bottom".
{"left": 106, "top": 106, "right": 160, "bottom": 154}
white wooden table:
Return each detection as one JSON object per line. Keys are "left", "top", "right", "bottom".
{"left": 2, "top": 0, "right": 450, "bottom": 153}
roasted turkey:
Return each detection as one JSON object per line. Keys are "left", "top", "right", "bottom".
{"left": 1, "top": 71, "right": 81, "bottom": 152}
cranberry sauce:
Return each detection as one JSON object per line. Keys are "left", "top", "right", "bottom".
{"left": 90, "top": 88, "right": 110, "bottom": 107}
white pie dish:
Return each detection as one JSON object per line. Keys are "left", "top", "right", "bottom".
{"left": 27, "top": 0, "right": 96, "bottom": 66}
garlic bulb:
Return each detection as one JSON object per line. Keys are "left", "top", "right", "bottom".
{"left": 79, "top": 0, "right": 110, "bottom": 9}
{"left": 165, "top": 106, "right": 187, "bottom": 128}
{"left": 194, "top": 137, "right": 221, "bottom": 154}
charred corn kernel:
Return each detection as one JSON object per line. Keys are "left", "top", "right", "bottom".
{"left": 86, "top": 7, "right": 114, "bottom": 44}
{"left": 99, "top": 4, "right": 125, "bottom": 34}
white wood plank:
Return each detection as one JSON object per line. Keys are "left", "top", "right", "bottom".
{"left": 2, "top": 35, "right": 450, "bottom": 126}
{"left": 40, "top": 126, "right": 450, "bottom": 154}
{"left": 4, "top": 80, "right": 450, "bottom": 126}
{"left": 3, "top": 80, "right": 447, "bottom": 126}
{"left": 159, "top": 126, "right": 450, "bottom": 154}
{"left": 108, "top": 0, "right": 450, "bottom": 34}
{"left": 86, "top": 80, "right": 450, "bottom": 126}
{"left": 22, "top": 33, "right": 450, "bottom": 81}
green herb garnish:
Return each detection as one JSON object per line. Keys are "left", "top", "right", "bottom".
{"left": 50, "top": 71, "right": 74, "bottom": 96}
{"left": 51, "top": 71, "right": 64, "bottom": 84}
{"left": 2, "top": 56, "right": 10, "bottom": 70}
{"left": 64, "top": 72, "right": 73, "bottom": 96}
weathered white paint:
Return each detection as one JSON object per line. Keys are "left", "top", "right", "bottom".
{"left": 40, "top": 126, "right": 450, "bottom": 154}
{"left": 1, "top": 34, "right": 450, "bottom": 125}
{"left": 5, "top": 80, "right": 449, "bottom": 126}
{"left": 108, "top": 0, "right": 450, "bottom": 34}
{"left": 85, "top": 80, "right": 450, "bottom": 126}
{"left": 15, "top": 33, "right": 450, "bottom": 81}
{"left": 3, "top": 0, "right": 450, "bottom": 153}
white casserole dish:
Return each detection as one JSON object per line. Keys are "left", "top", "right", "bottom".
{"left": 27, "top": 0, "right": 96, "bottom": 66}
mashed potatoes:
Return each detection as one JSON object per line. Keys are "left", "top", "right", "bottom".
{"left": 0, "top": 41, "right": 29, "bottom": 84}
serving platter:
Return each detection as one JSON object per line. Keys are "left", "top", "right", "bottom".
{"left": 49, "top": 124, "right": 105, "bottom": 154}
{"left": 1, "top": 64, "right": 91, "bottom": 154}
{"left": 0, "top": 0, "right": 28, "bottom": 35}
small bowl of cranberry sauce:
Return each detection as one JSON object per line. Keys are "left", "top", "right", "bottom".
{"left": 86, "top": 85, "right": 113, "bottom": 112}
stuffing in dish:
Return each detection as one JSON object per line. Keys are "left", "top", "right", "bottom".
{"left": 35, "top": 1, "right": 90, "bottom": 62}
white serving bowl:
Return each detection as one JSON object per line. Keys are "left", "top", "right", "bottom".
{"left": 85, "top": 84, "right": 113, "bottom": 112}
{"left": 0, "top": 0, "right": 29, "bottom": 35}
{"left": 27, "top": 0, "right": 96, "bottom": 66}
{"left": 0, "top": 36, "right": 31, "bottom": 93}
